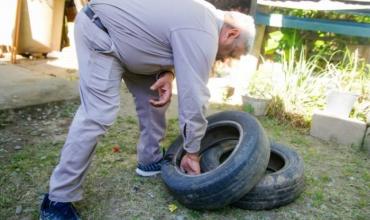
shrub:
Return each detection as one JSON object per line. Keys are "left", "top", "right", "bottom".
{"left": 250, "top": 47, "right": 370, "bottom": 128}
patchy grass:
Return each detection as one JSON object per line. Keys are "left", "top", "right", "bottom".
{"left": 0, "top": 100, "right": 369, "bottom": 219}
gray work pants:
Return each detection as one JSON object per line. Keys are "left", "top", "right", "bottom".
{"left": 48, "top": 11, "right": 167, "bottom": 202}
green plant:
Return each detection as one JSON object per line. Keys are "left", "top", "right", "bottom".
{"left": 326, "top": 49, "right": 369, "bottom": 91}
{"left": 243, "top": 104, "right": 254, "bottom": 114}
{"left": 259, "top": 47, "right": 369, "bottom": 127}
{"left": 325, "top": 49, "right": 370, "bottom": 120}
{"left": 272, "top": 48, "right": 328, "bottom": 118}
{"left": 262, "top": 9, "right": 370, "bottom": 62}
{"left": 246, "top": 57, "right": 275, "bottom": 99}
{"left": 222, "top": 86, "right": 235, "bottom": 101}
{"left": 276, "top": 8, "right": 370, "bottom": 24}
{"left": 264, "top": 29, "right": 304, "bottom": 61}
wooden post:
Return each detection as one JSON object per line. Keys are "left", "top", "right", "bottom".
{"left": 251, "top": 25, "right": 266, "bottom": 62}
{"left": 250, "top": 4, "right": 269, "bottom": 71}
{"left": 11, "top": 0, "right": 22, "bottom": 64}
{"left": 74, "top": 0, "right": 89, "bottom": 11}
{"left": 250, "top": 0, "right": 257, "bottom": 16}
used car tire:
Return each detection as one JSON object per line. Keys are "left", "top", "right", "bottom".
{"left": 161, "top": 111, "right": 270, "bottom": 209}
{"left": 201, "top": 141, "right": 305, "bottom": 210}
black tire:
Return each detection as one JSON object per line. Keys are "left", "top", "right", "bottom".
{"left": 161, "top": 111, "right": 270, "bottom": 209}
{"left": 201, "top": 141, "right": 305, "bottom": 210}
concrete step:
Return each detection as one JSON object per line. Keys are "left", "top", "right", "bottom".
{"left": 310, "top": 110, "right": 367, "bottom": 147}
{"left": 0, "top": 64, "right": 78, "bottom": 110}
{"left": 363, "top": 127, "right": 370, "bottom": 155}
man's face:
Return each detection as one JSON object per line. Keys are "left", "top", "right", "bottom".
{"left": 216, "top": 28, "right": 246, "bottom": 61}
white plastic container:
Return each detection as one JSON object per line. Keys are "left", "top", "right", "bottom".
{"left": 324, "top": 90, "right": 358, "bottom": 118}
{"left": 242, "top": 95, "right": 271, "bottom": 116}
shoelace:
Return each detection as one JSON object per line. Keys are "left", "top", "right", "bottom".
{"left": 139, "top": 158, "right": 164, "bottom": 171}
{"left": 140, "top": 161, "right": 161, "bottom": 171}
{"left": 138, "top": 148, "right": 166, "bottom": 171}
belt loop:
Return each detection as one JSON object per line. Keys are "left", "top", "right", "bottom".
{"left": 83, "top": 5, "right": 109, "bottom": 35}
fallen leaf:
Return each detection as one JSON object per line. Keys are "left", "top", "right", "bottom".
{"left": 168, "top": 203, "right": 177, "bottom": 213}
{"left": 112, "top": 145, "right": 121, "bottom": 153}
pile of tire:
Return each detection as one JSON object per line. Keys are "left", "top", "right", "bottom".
{"left": 161, "top": 111, "right": 304, "bottom": 210}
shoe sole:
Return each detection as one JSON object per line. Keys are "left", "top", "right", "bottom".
{"left": 135, "top": 168, "right": 161, "bottom": 177}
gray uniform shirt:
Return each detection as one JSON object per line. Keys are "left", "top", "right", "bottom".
{"left": 90, "top": 0, "right": 224, "bottom": 153}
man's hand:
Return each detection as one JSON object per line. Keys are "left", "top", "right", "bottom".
{"left": 149, "top": 72, "right": 174, "bottom": 107}
{"left": 180, "top": 153, "right": 200, "bottom": 175}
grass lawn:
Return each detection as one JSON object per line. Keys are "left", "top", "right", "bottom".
{"left": 0, "top": 99, "right": 369, "bottom": 220}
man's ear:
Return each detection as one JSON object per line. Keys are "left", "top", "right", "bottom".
{"left": 226, "top": 28, "right": 240, "bottom": 40}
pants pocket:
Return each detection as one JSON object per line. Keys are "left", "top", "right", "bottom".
{"left": 86, "top": 52, "right": 122, "bottom": 92}
{"left": 78, "top": 12, "right": 115, "bottom": 54}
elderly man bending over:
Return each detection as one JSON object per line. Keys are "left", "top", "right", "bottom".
{"left": 40, "top": 0, "right": 255, "bottom": 219}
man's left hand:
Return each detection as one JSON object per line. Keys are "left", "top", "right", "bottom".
{"left": 150, "top": 72, "right": 174, "bottom": 107}
{"left": 180, "top": 153, "right": 201, "bottom": 175}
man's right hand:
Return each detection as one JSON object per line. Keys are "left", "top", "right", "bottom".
{"left": 149, "top": 71, "right": 174, "bottom": 107}
{"left": 180, "top": 152, "right": 201, "bottom": 175}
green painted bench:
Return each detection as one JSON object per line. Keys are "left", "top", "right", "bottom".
{"left": 254, "top": 0, "right": 370, "bottom": 38}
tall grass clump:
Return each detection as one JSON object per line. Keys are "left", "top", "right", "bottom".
{"left": 267, "top": 47, "right": 329, "bottom": 127}
{"left": 326, "top": 50, "right": 370, "bottom": 121}
{"left": 249, "top": 47, "right": 370, "bottom": 128}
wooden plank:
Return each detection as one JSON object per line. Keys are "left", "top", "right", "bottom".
{"left": 336, "top": 9, "right": 370, "bottom": 16}
{"left": 51, "top": 0, "right": 66, "bottom": 51}
{"left": 250, "top": 0, "right": 258, "bottom": 16}
{"left": 251, "top": 25, "right": 266, "bottom": 59}
{"left": 0, "top": 0, "right": 18, "bottom": 46}
{"left": 74, "top": 0, "right": 89, "bottom": 11}
{"left": 257, "top": 0, "right": 370, "bottom": 10}
{"left": 336, "top": 0, "right": 370, "bottom": 3}
{"left": 11, "top": 0, "right": 22, "bottom": 64}
{"left": 255, "top": 12, "right": 370, "bottom": 38}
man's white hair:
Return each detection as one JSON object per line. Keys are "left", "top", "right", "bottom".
{"left": 225, "top": 11, "right": 256, "bottom": 53}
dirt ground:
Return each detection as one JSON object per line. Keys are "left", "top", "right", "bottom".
{"left": 0, "top": 88, "right": 369, "bottom": 219}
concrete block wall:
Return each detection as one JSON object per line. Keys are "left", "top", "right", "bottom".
{"left": 363, "top": 128, "right": 370, "bottom": 155}
{"left": 310, "top": 110, "right": 367, "bottom": 146}
{"left": 364, "top": 115, "right": 370, "bottom": 155}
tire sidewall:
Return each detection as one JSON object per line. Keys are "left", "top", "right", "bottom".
{"left": 161, "top": 111, "right": 270, "bottom": 209}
